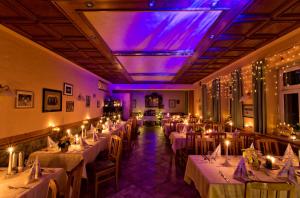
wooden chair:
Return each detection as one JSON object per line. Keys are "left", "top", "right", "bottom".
{"left": 47, "top": 179, "right": 58, "bottom": 198}
{"left": 238, "top": 132, "right": 255, "bottom": 149}
{"left": 122, "top": 122, "right": 132, "bottom": 152}
{"left": 89, "top": 135, "right": 122, "bottom": 198}
{"left": 228, "top": 138, "right": 244, "bottom": 155}
{"left": 196, "top": 137, "right": 216, "bottom": 155}
{"left": 65, "top": 160, "right": 84, "bottom": 198}
{"left": 256, "top": 138, "right": 280, "bottom": 156}
{"left": 194, "top": 123, "right": 204, "bottom": 133}
{"left": 209, "top": 132, "right": 227, "bottom": 145}
{"left": 245, "top": 181, "right": 295, "bottom": 198}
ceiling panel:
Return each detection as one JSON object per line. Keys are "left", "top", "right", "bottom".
{"left": 84, "top": 10, "right": 221, "bottom": 51}
{"left": 131, "top": 76, "right": 174, "bottom": 81}
{"left": 117, "top": 56, "right": 188, "bottom": 73}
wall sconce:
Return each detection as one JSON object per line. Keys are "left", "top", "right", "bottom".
{"left": 0, "top": 84, "right": 15, "bottom": 96}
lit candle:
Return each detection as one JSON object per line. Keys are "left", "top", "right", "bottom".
{"left": 66, "top": 129, "right": 71, "bottom": 136}
{"left": 12, "top": 152, "right": 17, "bottom": 169}
{"left": 229, "top": 121, "right": 233, "bottom": 132}
{"left": 225, "top": 140, "right": 230, "bottom": 159}
{"left": 81, "top": 125, "right": 84, "bottom": 138}
{"left": 291, "top": 135, "right": 296, "bottom": 141}
{"left": 7, "top": 146, "right": 14, "bottom": 175}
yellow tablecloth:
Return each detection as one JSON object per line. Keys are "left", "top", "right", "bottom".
{"left": 0, "top": 168, "right": 67, "bottom": 198}
{"left": 184, "top": 155, "right": 300, "bottom": 198}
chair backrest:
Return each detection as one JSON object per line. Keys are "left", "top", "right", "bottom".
{"left": 245, "top": 181, "right": 295, "bottom": 198}
{"left": 238, "top": 132, "right": 255, "bottom": 149}
{"left": 108, "top": 135, "right": 122, "bottom": 162}
{"left": 65, "top": 160, "right": 84, "bottom": 198}
{"left": 125, "top": 123, "right": 132, "bottom": 142}
{"left": 47, "top": 179, "right": 58, "bottom": 198}
{"left": 185, "top": 132, "right": 196, "bottom": 153}
{"left": 194, "top": 123, "right": 203, "bottom": 133}
{"left": 256, "top": 138, "right": 280, "bottom": 155}
{"left": 228, "top": 138, "right": 244, "bottom": 155}
{"left": 196, "top": 137, "right": 216, "bottom": 155}
{"left": 209, "top": 132, "right": 227, "bottom": 145}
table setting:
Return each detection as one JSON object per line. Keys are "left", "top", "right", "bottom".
{"left": 184, "top": 141, "right": 300, "bottom": 198}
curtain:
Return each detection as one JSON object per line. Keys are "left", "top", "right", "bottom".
{"left": 212, "top": 79, "right": 221, "bottom": 122}
{"left": 252, "top": 59, "right": 267, "bottom": 134}
{"left": 201, "top": 84, "right": 208, "bottom": 120}
{"left": 231, "top": 69, "right": 243, "bottom": 128}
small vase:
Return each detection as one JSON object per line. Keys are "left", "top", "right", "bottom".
{"left": 61, "top": 146, "right": 69, "bottom": 153}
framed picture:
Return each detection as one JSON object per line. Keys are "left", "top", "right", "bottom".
{"left": 16, "top": 90, "right": 34, "bottom": 108}
{"left": 98, "top": 80, "right": 108, "bottom": 91}
{"left": 97, "top": 100, "right": 100, "bottom": 108}
{"left": 66, "top": 101, "right": 74, "bottom": 112}
{"left": 42, "top": 88, "right": 62, "bottom": 112}
{"left": 169, "top": 99, "right": 176, "bottom": 108}
{"left": 63, "top": 83, "right": 73, "bottom": 96}
{"left": 86, "top": 95, "right": 91, "bottom": 107}
{"left": 132, "top": 99, "right": 136, "bottom": 108}
{"left": 242, "top": 104, "right": 254, "bottom": 118}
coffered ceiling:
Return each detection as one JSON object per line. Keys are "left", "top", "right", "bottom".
{"left": 0, "top": 0, "right": 299, "bottom": 84}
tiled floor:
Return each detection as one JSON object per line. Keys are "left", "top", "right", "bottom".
{"left": 83, "top": 126, "right": 200, "bottom": 198}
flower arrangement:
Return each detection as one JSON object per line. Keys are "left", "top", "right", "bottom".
{"left": 242, "top": 147, "right": 260, "bottom": 170}
{"left": 58, "top": 136, "right": 71, "bottom": 152}
{"left": 276, "top": 122, "right": 294, "bottom": 137}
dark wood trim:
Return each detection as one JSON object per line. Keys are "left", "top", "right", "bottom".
{"left": 0, "top": 117, "right": 99, "bottom": 149}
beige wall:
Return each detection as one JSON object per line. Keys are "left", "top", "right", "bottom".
{"left": 0, "top": 25, "right": 107, "bottom": 139}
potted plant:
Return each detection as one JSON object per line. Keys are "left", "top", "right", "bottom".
{"left": 58, "top": 136, "right": 71, "bottom": 152}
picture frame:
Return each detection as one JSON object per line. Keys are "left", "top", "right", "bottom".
{"left": 42, "top": 88, "right": 62, "bottom": 112}
{"left": 63, "top": 83, "right": 73, "bottom": 96}
{"left": 97, "top": 100, "right": 100, "bottom": 108}
{"left": 16, "top": 90, "right": 34, "bottom": 108}
{"left": 66, "top": 101, "right": 74, "bottom": 112}
{"left": 242, "top": 104, "right": 254, "bottom": 118}
{"left": 98, "top": 80, "right": 108, "bottom": 91}
{"left": 86, "top": 95, "right": 91, "bottom": 107}
{"left": 169, "top": 99, "right": 176, "bottom": 108}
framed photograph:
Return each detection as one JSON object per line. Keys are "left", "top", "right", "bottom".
{"left": 242, "top": 104, "right": 254, "bottom": 118}
{"left": 86, "top": 95, "right": 91, "bottom": 107}
{"left": 16, "top": 90, "right": 34, "bottom": 108}
{"left": 97, "top": 100, "right": 100, "bottom": 108}
{"left": 42, "top": 88, "right": 62, "bottom": 112}
{"left": 132, "top": 99, "right": 136, "bottom": 108}
{"left": 98, "top": 80, "right": 108, "bottom": 91}
{"left": 169, "top": 99, "right": 176, "bottom": 108}
{"left": 63, "top": 83, "right": 73, "bottom": 96}
{"left": 66, "top": 101, "right": 74, "bottom": 112}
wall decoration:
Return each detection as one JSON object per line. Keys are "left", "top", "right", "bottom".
{"left": 176, "top": 100, "right": 180, "bottom": 104}
{"left": 77, "top": 94, "right": 83, "bottom": 101}
{"left": 169, "top": 99, "right": 176, "bottom": 108}
{"left": 242, "top": 104, "right": 254, "bottom": 118}
{"left": 145, "top": 92, "right": 163, "bottom": 108}
{"left": 97, "top": 100, "right": 100, "bottom": 108}
{"left": 63, "top": 83, "right": 73, "bottom": 96}
{"left": 42, "top": 88, "right": 62, "bottom": 112}
{"left": 66, "top": 101, "right": 74, "bottom": 112}
{"left": 86, "top": 95, "right": 91, "bottom": 107}
{"left": 98, "top": 80, "right": 108, "bottom": 91}
{"left": 16, "top": 90, "right": 34, "bottom": 108}
{"left": 132, "top": 99, "right": 136, "bottom": 108}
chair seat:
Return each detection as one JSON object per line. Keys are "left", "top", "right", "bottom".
{"left": 91, "top": 160, "right": 115, "bottom": 172}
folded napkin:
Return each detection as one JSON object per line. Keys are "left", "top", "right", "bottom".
{"left": 80, "top": 137, "right": 89, "bottom": 147}
{"left": 233, "top": 157, "right": 248, "bottom": 181}
{"left": 93, "top": 131, "right": 98, "bottom": 142}
{"left": 283, "top": 144, "right": 298, "bottom": 162}
{"left": 181, "top": 125, "right": 187, "bottom": 133}
{"left": 211, "top": 144, "right": 221, "bottom": 160}
{"left": 277, "top": 159, "right": 297, "bottom": 183}
{"left": 249, "top": 142, "right": 254, "bottom": 149}
{"left": 25, "top": 156, "right": 42, "bottom": 184}
{"left": 47, "top": 136, "right": 57, "bottom": 148}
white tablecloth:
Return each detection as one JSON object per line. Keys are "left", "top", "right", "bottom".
{"left": 29, "top": 136, "right": 108, "bottom": 178}
{"left": 102, "top": 122, "right": 125, "bottom": 136}
{"left": 184, "top": 155, "right": 300, "bottom": 198}
{"left": 169, "top": 132, "right": 186, "bottom": 154}
{"left": 0, "top": 168, "right": 67, "bottom": 198}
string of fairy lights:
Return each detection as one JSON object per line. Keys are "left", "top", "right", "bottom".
{"left": 204, "top": 44, "right": 300, "bottom": 99}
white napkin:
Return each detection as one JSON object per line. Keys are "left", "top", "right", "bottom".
{"left": 249, "top": 142, "right": 254, "bottom": 149}
{"left": 211, "top": 144, "right": 221, "bottom": 159}
{"left": 80, "top": 137, "right": 89, "bottom": 147}
{"left": 25, "top": 156, "right": 41, "bottom": 184}
{"left": 277, "top": 159, "right": 297, "bottom": 183}
{"left": 233, "top": 157, "right": 248, "bottom": 181}
{"left": 283, "top": 144, "right": 298, "bottom": 162}
{"left": 181, "top": 125, "right": 187, "bottom": 133}
{"left": 47, "top": 136, "right": 57, "bottom": 148}
{"left": 93, "top": 131, "right": 98, "bottom": 142}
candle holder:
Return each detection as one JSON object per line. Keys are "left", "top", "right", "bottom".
{"left": 222, "top": 140, "right": 232, "bottom": 167}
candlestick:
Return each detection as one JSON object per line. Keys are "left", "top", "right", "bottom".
{"left": 7, "top": 146, "right": 14, "bottom": 175}
{"left": 12, "top": 152, "right": 17, "bottom": 169}
{"left": 66, "top": 129, "right": 71, "bottom": 136}
{"left": 81, "top": 125, "right": 84, "bottom": 138}
{"left": 18, "top": 152, "right": 24, "bottom": 172}
{"left": 222, "top": 140, "right": 231, "bottom": 167}
{"left": 34, "top": 156, "right": 39, "bottom": 180}
{"left": 84, "top": 128, "right": 87, "bottom": 138}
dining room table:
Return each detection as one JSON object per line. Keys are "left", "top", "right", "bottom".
{"left": 28, "top": 136, "right": 109, "bottom": 178}
{"left": 169, "top": 132, "right": 187, "bottom": 154}
{"left": 0, "top": 167, "right": 67, "bottom": 198}
{"left": 184, "top": 155, "right": 300, "bottom": 198}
